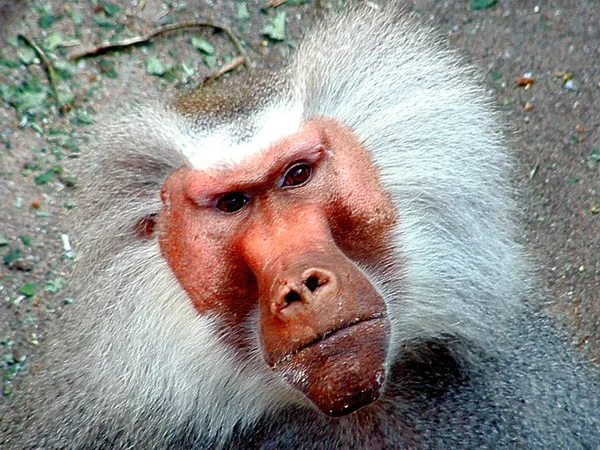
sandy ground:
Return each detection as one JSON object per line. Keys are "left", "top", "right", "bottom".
{"left": 0, "top": 0, "right": 598, "bottom": 415}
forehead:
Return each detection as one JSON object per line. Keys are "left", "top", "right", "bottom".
{"left": 177, "top": 103, "right": 304, "bottom": 171}
{"left": 177, "top": 119, "right": 326, "bottom": 201}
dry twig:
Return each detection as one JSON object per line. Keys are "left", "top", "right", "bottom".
{"left": 529, "top": 158, "right": 540, "bottom": 180}
{"left": 265, "top": 0, "right": 288, "bottom": 8}
{"left": 18, "top": 34, "right": 62, "bottom": 110}
{"left": 69, "top": 21, "right": 250, "bottom": 69}
{"left": 203, "top": 56, "right": 246, "bottom": 85}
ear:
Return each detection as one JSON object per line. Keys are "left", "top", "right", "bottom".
{"left": 134, "top": 213, "right": 157, "bottom": 239}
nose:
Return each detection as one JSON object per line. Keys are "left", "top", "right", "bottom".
{"left": 271, "top": 267, "right": 339, "bottom": 319}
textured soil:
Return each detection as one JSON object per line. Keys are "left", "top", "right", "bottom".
{"left": 0, "top": 0, "right": 598, "bottom": 417}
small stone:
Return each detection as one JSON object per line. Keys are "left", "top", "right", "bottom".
{"left": 9, "top": 260, "right": 34, "bottom": 272}
{"left": 564, "top": 79, "right": 579, "bottom": 92}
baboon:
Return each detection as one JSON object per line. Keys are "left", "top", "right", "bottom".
{"left": 3, "top": 3, "right": 599, "bottom": 449}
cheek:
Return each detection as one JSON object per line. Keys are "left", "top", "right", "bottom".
{"left": 326, "top": 165, "right": 397, "bottom": 264}
{"left": 157, "top": 209, "right": 257, "bottom": 327}
{"left": 328, "top": 201, "right": 396, "bottom": 265}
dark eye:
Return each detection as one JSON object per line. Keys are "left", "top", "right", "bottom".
{"left": 216, "top": 192, "right": 249, "bottom": 213}
{"left": 282, "top": 163, "right": 312, "bottom": 188}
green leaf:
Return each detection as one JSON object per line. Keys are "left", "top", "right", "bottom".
{"left": 190, "top": 36, "right": 215, "bottom": 55}
{"left": 22, "top": 161, "right": 38, "bottom": 172}
{"left": 237, "top": 2, "right": 250, "bottom": 21}
{"left": 263, "top": 11, "right": 287, "bottom": 41}
{"left": 14, "top": 90, "right": 47, "bottom": 111}
{"left": 18, "top": 283, "right": 36, "bottom": 297}
{"left": 8, "top": 78, "right": 51, "bottom": 112}
{"left": 45, "top": 277, "right": 64, "bottom": 294}
{"left": 203, "top": 54, "right": 218, "bottom": 69}
{"left": 98, "top": 59, "right": 118, "bottom": 78}
{"left": 101, "top": 1, "right": 122, "bottom": 16}
{"left": 73, "top": 108, "right": 96, "bottom": 125}
{"left": 20, "top": 236, "right": 32, "bottom": 246}
{"left": 64, "top": 199, "right": 77, "bottom": 209}
{"left": 53, "top": 60, "right": 78, "bottom": 79}
{"left": 589, "top": 148, "right": 600, "bottom": 163}
{"left": 93, "top": 14, "right": 115, "bottom": 29}
{"left": 0, "top": 58, "right": 21, "bottom": 69}
{"left": 3, "top": 248, "right": 20, "bottom": 265}
{"left": 18, "top": 48, "right": 37, "bottom": 65}
{"left": 47, "top": 131, "right": 75, "bottom": 148}
{"left": 42, "top": 31, "right": 65, "bottom": 51}
{"left": 471, "top": 0, "right": 497, "bottom": 10}
{"left": 35, "top": 170, "right": 54, "bottom": 185}
{"left": 31, "top": 123, "right": 44, "bottom": 134}
{"left": 0, "top": 236, "right": 8, "bottom": 246}
{"left": 0, "top": 83, "right": 16, "bottom": 102}
{"left": 69, "top": 9, "right": 84, "bottom": 26}
{"left": 489, "top": 70, "right": 502, "bottom": 82}
{"left": 145, "top": 56, "right": 166, "bottom": 76}
{"left": 7, "top": 35, "right": 20, "bottom": 47}
{"left": 39, "top": 13, "right": 56, "bottom": 29}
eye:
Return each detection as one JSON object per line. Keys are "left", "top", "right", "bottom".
{"left": 282, "top": 163, "right": 312, "bottom": 188}
{"left": 216, "top": 192, "right": 249, "bottom": 213}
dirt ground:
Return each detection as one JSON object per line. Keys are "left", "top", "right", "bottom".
{"left": 0, "top": 0, "right": 598, "bottom": 416}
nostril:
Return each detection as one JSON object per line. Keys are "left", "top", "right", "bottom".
{"left": 285, "top": 290, "right": 302, "bottom": 304}
{"left": 305, "top": 275, "right": 323, "bottom": 292}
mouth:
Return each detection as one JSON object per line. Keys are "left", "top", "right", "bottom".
{"left": 268, "top": 314, "right": 391, "bottom": 416}
{"left": 270, "top": 315, "right": 386, "bottom": 368}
